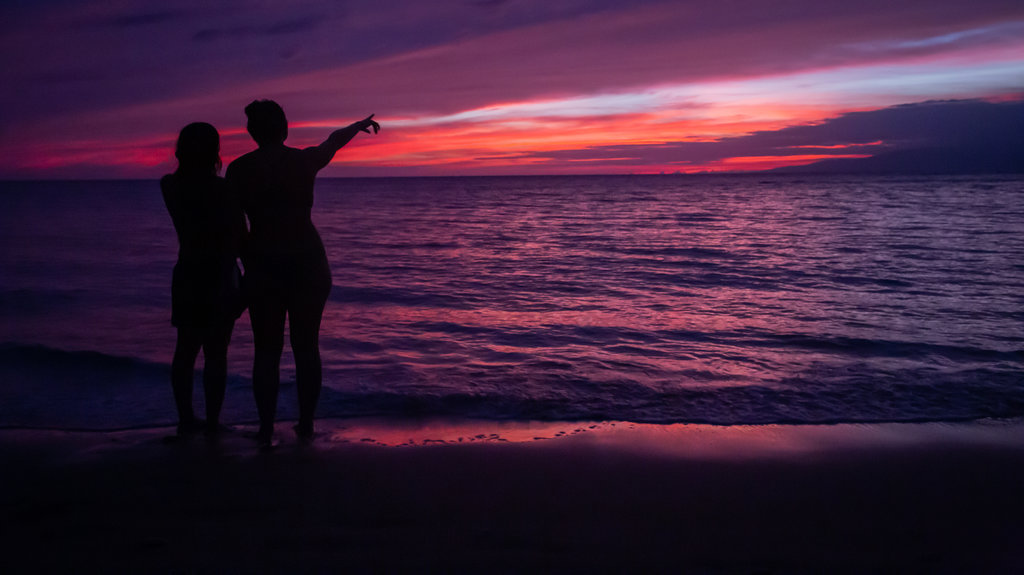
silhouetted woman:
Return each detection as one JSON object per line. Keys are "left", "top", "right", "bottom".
{"left": 161, "top": 122, "right": 247, "bottom": 437}
{"left": 226, "top": 100, "right": 379, "bottom": 445}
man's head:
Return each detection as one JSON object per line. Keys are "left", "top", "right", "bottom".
{"left": 245, "top": 100, "right": 288, "bottom": 146}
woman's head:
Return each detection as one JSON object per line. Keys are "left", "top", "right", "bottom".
{"left": 245, "top": 99, "right": 288, "bottom": 146}
{"left": 174, "top": 122, "right": 221, "bottom": 176}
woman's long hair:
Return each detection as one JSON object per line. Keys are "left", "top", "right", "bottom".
{"left": 174, "top": 122, "right": 222, "bottom": 177}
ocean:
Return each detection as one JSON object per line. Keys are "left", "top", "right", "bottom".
{"left": 1, "top": 175, "right": 1022, "bottom": 430}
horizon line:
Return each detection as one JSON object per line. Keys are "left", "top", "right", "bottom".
{"left": 3, "top": 170, "right": 1023, "bottom": 183}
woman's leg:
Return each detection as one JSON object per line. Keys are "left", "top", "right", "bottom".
{"left": 171, "top": 326, "right": 204, "bottom": 433}
{"left": 201, "top": 319, "right": 235, "bottom": 430}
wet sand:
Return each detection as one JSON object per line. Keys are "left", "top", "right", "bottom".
{"left": 2, "top": 419, "right": 1024, "bottom": 573}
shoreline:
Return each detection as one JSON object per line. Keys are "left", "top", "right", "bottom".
{"left": 3, "top": 419, "right": 1024, "bottom": 573}
{"left": 6, "top": 415, "right": 1024, "bottom": 457}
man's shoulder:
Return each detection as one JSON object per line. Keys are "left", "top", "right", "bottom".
{"left": 226, "top": 149, "right": 265, "bottom": 173}
{"left": 226, "top": 152, "right": 251, "bottom": 170}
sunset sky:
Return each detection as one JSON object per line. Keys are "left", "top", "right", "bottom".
{"left": 1, "top": 0, "right": 1022, "bottom": 178}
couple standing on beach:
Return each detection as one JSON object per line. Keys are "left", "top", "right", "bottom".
{"left": 161, "top": 100, "right": 380, "bottom": 446}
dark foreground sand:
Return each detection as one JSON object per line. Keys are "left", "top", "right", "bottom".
{"left": 2, "top": 419, "right": 1023, "bottom": 574}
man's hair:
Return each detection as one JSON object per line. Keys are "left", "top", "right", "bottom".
{"left": 245, "top": 99, "right": 288, "bottom": 146}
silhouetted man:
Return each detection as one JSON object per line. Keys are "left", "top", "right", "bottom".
{"left": 226, "top": 100, "right": 379, "bottom": 446}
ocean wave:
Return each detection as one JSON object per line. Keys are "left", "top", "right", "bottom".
{"left": 0, "top": 343, "right": 167, "bottom": 378}
{"left": 0, "top": 343, "right": 175, "bottom": 430}
{"left": 735, "top": 332, "right": 1023, "bottom": 361}
{"left": 405, "top": 321, "right": 1023, "bottom": 363}
{"left": 310, "top": 368, "right": 1024, "bottom": 425}
{"left": 330, "top": 285, "right": 472, "bottom": 309}
{"left": 0, "top": 288, "right": 86, "bottom": 315}
{"left": 604, "top": 246, "right": 738, "bottom": 258}
{"left": 1, "top": 340, "right": 1022, "bottom": 430}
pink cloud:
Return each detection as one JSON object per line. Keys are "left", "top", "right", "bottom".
{"left": 1, "top": 1, "right": 1022, "bottom": 177}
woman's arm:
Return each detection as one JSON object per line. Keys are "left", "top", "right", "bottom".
{"left": 160, "top": 174, "right": 182, "bottom": 231}
{"left": 309, "top": 114, "right": 380, "bottom": 170}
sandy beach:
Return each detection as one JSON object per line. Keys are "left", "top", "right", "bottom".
{"left": 3, "top": 419, "right": 1024, "bottom": 574}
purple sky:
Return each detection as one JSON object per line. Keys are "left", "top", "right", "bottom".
{"left": 1, "top": 0, "right": 1022, "bottom": 177}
